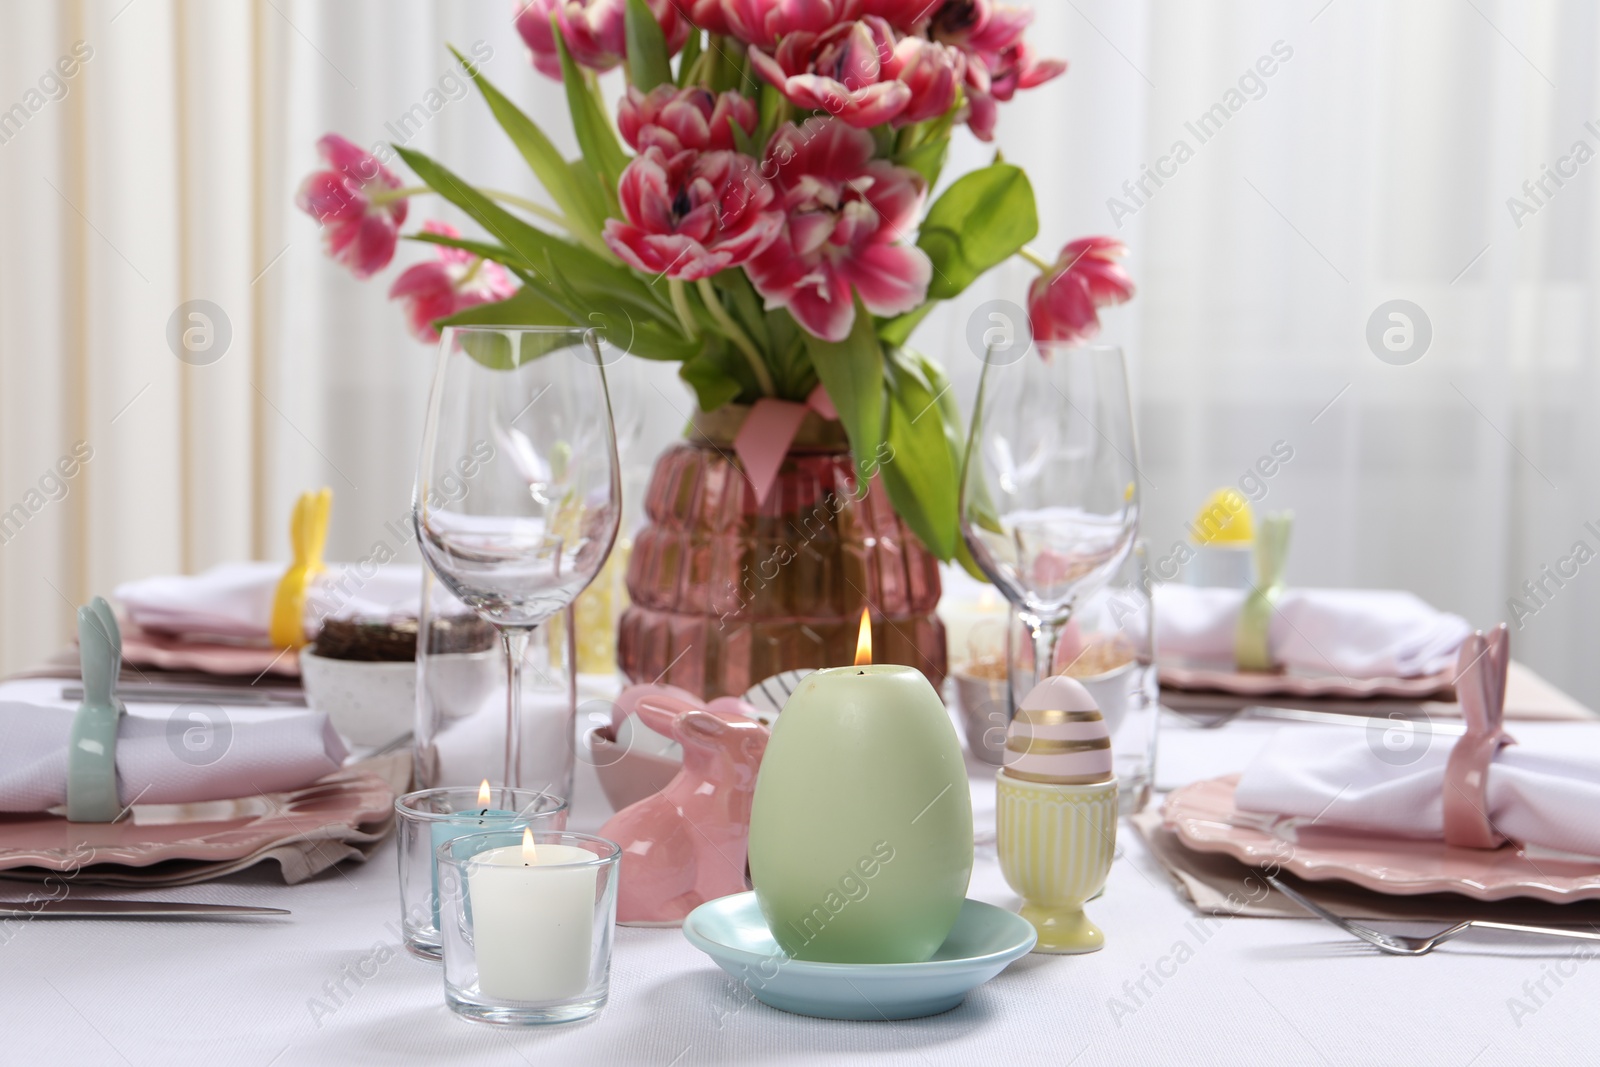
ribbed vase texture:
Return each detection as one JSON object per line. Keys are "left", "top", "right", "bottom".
{"left": 618, "top": 439, "right": 948, "bottom": 699}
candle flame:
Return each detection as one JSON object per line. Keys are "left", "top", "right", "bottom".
{"left": 854, "top": 607, "right": 872, "bottom": 666}
{"left": 478, "top": 779, "right": 492, "bottom": 807}
{"left": 522, "top": 826, "right": 537, "bottom": 863}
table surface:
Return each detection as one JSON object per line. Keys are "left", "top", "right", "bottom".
{"left": 5, "top": 711, "right": 1599, "bottom": 1067}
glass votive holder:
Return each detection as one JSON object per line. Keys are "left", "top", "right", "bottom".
{"left": 396, "top": 786, "right": 569, "bottom": 960}
{"left": 438, "top": 830, "right": 621, "bottom": 1026}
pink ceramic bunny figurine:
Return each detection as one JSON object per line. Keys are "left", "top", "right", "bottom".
{"left": 600, "top": 693, "right": 769, "bottom": 925}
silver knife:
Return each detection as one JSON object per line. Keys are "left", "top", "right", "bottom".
{"left": 0, "top": 899, "right": 290, "bottom": 919}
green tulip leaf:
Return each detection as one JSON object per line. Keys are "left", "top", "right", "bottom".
{"left": 556, "top": 34, "right": 629, "bottom": 196}
{"left": 917, "top": 162, "right": 1038, "bottom": 300}
{"left": 624, "top": 0, "right": 673, "bottom": 91}
{"left": 802, "top": 297, "right": 885, "bottom": 475}
{"left": 448, "top": 46, "right": 610, "bottom": 255}
{"left": 878, "top": 348, "right": 961, "bottom": 560}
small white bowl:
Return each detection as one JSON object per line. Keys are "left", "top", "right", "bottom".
{"left": 420, "top": 649, "right": 501, "bottom": 722}
{"left": 585, "top": 726, "right": 684, "bottom": 811}
{"left": 953, "top": 661, "right": 1136, "bottom": 765}
{"left": 299, "top": 650, "right": 416, "bottom": 747}
{"left": 952, "top": 668, "right": 1008, "bottom": 764}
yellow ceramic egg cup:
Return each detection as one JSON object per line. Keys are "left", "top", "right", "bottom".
{"left": 996, "top": 773, "right": 1118, "bottom": 953}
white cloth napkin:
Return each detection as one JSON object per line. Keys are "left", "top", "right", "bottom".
{"left": 0, "top": 699, "right": 348, "bottom": 812}
{"left": 1155, "top": 585, "right": 1471, "bottom": 678}
{"left": 1234, "top": 724, "right": 1600, "bottom": 858}
{"left": 115, "top": 562, "right": 437, "bottom": 642}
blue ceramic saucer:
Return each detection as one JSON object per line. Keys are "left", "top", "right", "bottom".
{"left": 682, "top": 893, "right": 1036, "bottom": 1020}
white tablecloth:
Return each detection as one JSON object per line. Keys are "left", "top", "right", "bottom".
{"left": 4, "top": 712, "right": 1600, "bottom": 1066}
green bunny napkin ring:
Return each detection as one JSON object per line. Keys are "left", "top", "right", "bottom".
{"left": 67, "top": 596, "right": 126, "bottom": 823}
{"left": 1235, "top": 513, "right": 1293, "bottom": 673}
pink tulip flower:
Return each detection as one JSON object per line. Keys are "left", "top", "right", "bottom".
{"left": 1026, "top": 236, "right": 1134, "bottom": 345}
{"left": 514, "top": 0, "right": 565, "bottom": 78}
{"left": 748, "top": 17, "right": 912, "bottom": 128}
{"left": 295, "top": 134, "right": 409, "bottom": 279}
{"left": 927, "top": 0, "right": 1064, "bottom": 140}
{"left": 617, "top": 85, "right": 759, "bottom": 154}
{"left": 858, "top": 0, "right": 941, "bottom": 30}
{"left": 388, "top": 222, "right": 518, "bottom": 342}
{"left": 515, "top": 0, "right": 690, "bottom": 80}
{"left": 603, "top": 147, "right": 785, "bottom": 281}
{"left": 687, "top": 0, "right": 734, "bottom": 34}
{"left": 723, "top": 0, "right": 862, "bottom": 47}
{"left": 883, "top": 35, "right": 964, "bottom": 124}
{"left": 745, "top": 119, "right": 931, "bottom": 342}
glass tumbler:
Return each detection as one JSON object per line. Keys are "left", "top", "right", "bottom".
{"left": 1053, "top": 541, "right": 1160, "bottom": 814}
{"left": 438, "top": 830, "right": 621, "bottom": 1025}
{"left": 396, "top": 786, "right": 569, "bottom": 960}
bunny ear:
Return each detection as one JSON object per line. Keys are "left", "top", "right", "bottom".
{"left": 90, "top": 597, "right": 120, "bottom": 655}
{"left": 706, "top": 697, "right": 763, "bottom": 724}
{"left": 289, "top": 493, "right": 310, "bottom": 560}
{"left": 635, "top": 694, "right": 700, "bottom": 739}
{"left": 309, "top": 487, "right": 332, "bottom": 566}
{"left": 76, "top": 604, "right": 102, "bottom": 651}
{"left": 90, "top": 597, "right": 122, "bottom": 684}
{"left": 1484, "top": 623, "right": 1510, "bottom": 726}
{"left": 678, "top": 709, "right": 730, "bottom": 744}
{"left": 77, "top": 605, "right": 115, "bottom": 706}
{"left": 1453, "top": 631, "right": 1491, "bottom": 736}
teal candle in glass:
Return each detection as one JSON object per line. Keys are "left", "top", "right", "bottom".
{"left": 748, "top": 618, "right": 973, "bottom": 963}
{"left": 430, "top": 782, "right": 518, "bottom": 926}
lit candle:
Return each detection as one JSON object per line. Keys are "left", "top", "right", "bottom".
{"left": 430, "top": 780, "right": 518, "bottom": 925}
{"left": 748, "top": 610, "right": 974, "bottom": 963}
{"left": 466, "top": 828, "right": 597, "bottom": 1001}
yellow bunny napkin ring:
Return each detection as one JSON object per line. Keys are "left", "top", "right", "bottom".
{"left": 269, "top": 488, "right": 332, "bottom": 649}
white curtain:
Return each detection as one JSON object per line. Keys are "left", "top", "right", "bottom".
{"left": 3, "top": 0, "right": 1598, "bottom": 706}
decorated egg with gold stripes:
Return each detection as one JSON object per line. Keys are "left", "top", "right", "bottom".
{"left": 1001, "top": 676, "right": 1113, "bottom": 785}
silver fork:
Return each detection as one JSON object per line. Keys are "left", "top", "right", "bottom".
{"left": 1267, "top": 876, "right": 1600, "bottom": 956}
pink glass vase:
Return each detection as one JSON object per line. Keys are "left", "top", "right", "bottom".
{"left": 618, "top": 409, "right": 947, "bottom": 699}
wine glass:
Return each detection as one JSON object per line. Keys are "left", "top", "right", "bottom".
{"left": 960, "top": 343, "right": 1141, "bottom": 701}
{"left": 414, "top": 326, "right": 621, "bottom": 789}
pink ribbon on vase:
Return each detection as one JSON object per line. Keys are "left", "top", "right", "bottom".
{"left": 732, "top": 385, "right": 838, "bottom": 507}
{"left": 1442, "top": 623, "right": 1515, "bottom": 849}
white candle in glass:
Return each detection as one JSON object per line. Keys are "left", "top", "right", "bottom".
{"left": 467, "top": 830, "right": 597, "bottom": 1002}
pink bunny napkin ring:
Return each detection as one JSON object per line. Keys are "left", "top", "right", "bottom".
{"left": 1442, "top": 624, "right": 1515, "bottom": 849}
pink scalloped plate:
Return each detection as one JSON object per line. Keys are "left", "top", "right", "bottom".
{"left": 0, "top": 769, "right": 393, "bottom": 872}
{"left": 1159, "top": 665, "right": 1453, "bottom": 700}
{"left": 1163, "top": 775, "right": 1600, "bottom": 903}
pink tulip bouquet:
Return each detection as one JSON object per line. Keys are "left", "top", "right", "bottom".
{"left": 297, "top": 0, "right": 1133, "bottom": 564}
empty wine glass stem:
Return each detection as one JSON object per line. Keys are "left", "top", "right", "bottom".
{"left": 500, "top": 628, "right": 532, "bottom": 788}
{"left": 1020, "top": 611, "right": 1068, "bottom": 690}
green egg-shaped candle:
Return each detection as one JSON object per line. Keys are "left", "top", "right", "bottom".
{"left": 748, "top": 662, "right": 973, "bottom": 963}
